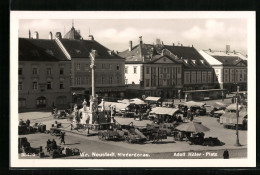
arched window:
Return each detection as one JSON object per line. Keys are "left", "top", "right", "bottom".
{"left": 36, "top": 96, "right": 47, "bottom": 108}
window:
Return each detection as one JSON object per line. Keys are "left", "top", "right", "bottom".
{"left": 117, "top": 76, "right": 120, "bottom": 84}
{"left": 85, "top": 77, "right": 89, "bottom": 85}
{"left": 177, "top": 67, "right": 181, "bottom": 74}
{"left": 75, "top": 77, "right": 81, "bottom": 85}
{"left": 109, "top": 64, "right": 112, "bottom": 70}
{"left": 32, "top": 68, "right": 38, "bottom": 75}
{"left": 125, "top": 79, "right": 128, "bottom": 84}
{"left": 47, "top": 81, "right": 52, "bottom": 90}
{"left": 19, "top": 98, "right": 26, "bottom": 108}
{"left": 102, "top": 77, "right": 105, "bottom": 84}
{"left": 178, "top": 78, "right": 182, "bottom": 85}
{"left": 116, "top": 64, "right": 120, "bottom": 71}
{"left": 109, "top": 77, "right": 113, "bottom": 84}
{"left": 60, "top": 80, "right": 64, "bottom": 89}
{"left": 76, "top": 63, "right": 81, "bottom": 70}
{"left": 159, "top": 80, "right": 163, "bottom": 86}
{"left": 208, "top": 73, "right": 212, "bottom": 83}
{"left": 32, "top": 82, "right": 38, "bottom": 90}
{"left": 102, "top": 64, "right": 105, "bottom": 69}
{"left": 163, "top": 68, "right": 167, "bottom": 73}
{"left": 18, "top": 82, "right": 23, "bottom": 90}
{"left": 85, "top": 64, "right": 89, "bottom": 70}
{"left": 47, "top": 68, "right": 52, "bottom": 75}
{"left": 167, "top": 79, "right": 170, "bottom": 86}
{"left": 134, "top": 67, "right": 137, "bottom": 74}
{"left": 19, "top": 68, "right": 22, "bottom": 75}
{"left": 60, "top": 68, "right": 64, "bottom": 75}
{"left": 125, "top": 67, "right": 128, "bottom": 74}
{"left": 146, "top": 79, "right": 150, "bottom": 87}
{"left": 146, "top": 67, "right": 150, "bottom": 74}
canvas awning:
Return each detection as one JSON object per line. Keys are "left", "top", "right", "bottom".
{"left": 151, "top": 107, "right": 180, "bottom": 116}
{"left": 226, "top": 104, "right": 242, "bottom": 111}
{"left": 117, "top": 99, "right": 130, "bottom": 104}
{"left": 145, "top": 96, "right": 161, "bottom": 102}
{"left": 130, "top": 98, "right": 146, "bottom": 105}
{"left": 185, "top": 101, "right": 205, "bottom": 107}
{"left": 110, "top": 102, "right": 130, "bottom": 112}
{"left": 220, "top": 109, "right": 247, "bottom": 125}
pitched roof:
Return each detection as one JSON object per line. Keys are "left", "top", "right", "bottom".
{"left": 203, "top": 50, "right": 247, "bottom": 66}
{"left": 163, "top": 45, "right": 211, "bottom": 69}
{"left": 19, "top": 38, "right": 68, "bottom": 61}
{"left": 59, "top": 39, "right": 124, "bottom": 59}
{"left": 63, "top": 26, "right": 83, "bottom": 40}
{"left": 118, "top": 43, "right": 181, "bottom": 64}
{"left": 212, "top": 56, "right": 246, "bottom": 66}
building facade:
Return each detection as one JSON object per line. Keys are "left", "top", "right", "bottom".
{"left": 19, "top": 25, "right": 126, "bottom": 111}
{"left": 58, "top": 26, "right": 126, "bottom": 102}
{"left": 119, "top": 37, "right": 183, "bottom": 99}
{"left": 119, "top": 37, "right": 215, "bottom": 99}
{"left": 163, "top": 44, "right": 215, "bottom": 91}
{"left": 19, "top": 38, "right": 71, "bottom": 111}
{"left": 199, "top": 48, "right": 247, "bottom": 92}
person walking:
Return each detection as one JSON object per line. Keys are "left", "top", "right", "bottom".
{"left": 60, "top": 132, "right": 65, "bottom": 145}
{"left": 223, "top": 149, "right": 229, "bottom": 159}
{"left": 26, "top": 119, "right": 30, "bottom": 127}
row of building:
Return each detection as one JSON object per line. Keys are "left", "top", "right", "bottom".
{"left": 18, "top": 25, "right": 247, "bottom": 110}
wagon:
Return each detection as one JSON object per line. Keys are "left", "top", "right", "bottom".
{"left": 49, "top": 127, "right": 62, "bottom": 136}
{"left": 98, "top": 130, "right": 120, "bottom": 141}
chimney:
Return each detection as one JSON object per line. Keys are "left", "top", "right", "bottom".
{"left": 226, "top": 45, "right": 230, "bottom": 53}
{"left": 192, "top": 44, "right": 193, "bottom": 47}
{"left": 88, "top": 35, "right": 94, "bottom": 40}
{"left": 139, "top": 36, "right": 143, "bottom": 45}
{"left": 181, "top": 44, "right": 183, "bottom": 46}
{"left": 173, "top": 43, "right": 175, "bottom": 46}
{"left": 161, "top": 49, "right": 165, "bottom": 56}
{"left": 49, "top": 32, "right": 53, "bottom": 40}
{"left": 55, "top": 32, "right": 62, "bottom": 39}
{"left": 209, "top": 48, "right": 211, "bottom": 52}
{"left": 33, "top": 31, "right": 39, "bottom": 39}
{"left": 129, "top": 41, "right": 132, "bottom": 51}
{"left": 161, "top": 41, "right": 164, "bottom": 45}
{"left": 233, "top": 50, "right": 236, "bottom": 54}
{"left": 29, "top": 30, "right": 31, "bottom": 39}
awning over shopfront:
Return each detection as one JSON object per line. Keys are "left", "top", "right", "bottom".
{"left": 145, "top": 96, "right": 161, "bottom": 102}
{"left": 220, "top": 109, "right": 247, "bottom": 125}
{"left": 151, "top": 107, "right": 180, "bottom": 116}
{"left": 185, "top": 101, "right": 205, "bottom": 107}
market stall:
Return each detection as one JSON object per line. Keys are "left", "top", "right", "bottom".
{"left": 219, "top": 109, "right": 247, "bottom": 129}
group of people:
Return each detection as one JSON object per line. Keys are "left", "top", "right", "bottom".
{"left": 19, "top": 119, "right": 31, "bottom": 127}
{"left": 46, "top": 132, "right": 66, "bottom": 152}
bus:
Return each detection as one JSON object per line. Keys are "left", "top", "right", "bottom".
{"left": 183, "top": 89, "right": 227, "bottom": 101}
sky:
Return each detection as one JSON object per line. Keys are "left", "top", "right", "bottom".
{"left": 19, "top": 18, "right": 247, "bottom": 54}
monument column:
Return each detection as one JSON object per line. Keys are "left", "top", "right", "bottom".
{"left": 89, "top": 50, "right": 98, "bottom": 124}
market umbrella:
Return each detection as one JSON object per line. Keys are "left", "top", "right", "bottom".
{"left": 175, "top": 122, "right": 210, "bottom": 133}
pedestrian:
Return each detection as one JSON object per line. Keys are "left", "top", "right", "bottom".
{"left": 26, "top": 119, "right": 30, "bottom": 127}
{"left": 60, "top": 132, "right": 65, "bottom": 145}
{"left": 190, "top": 113, "right": 194, "bottom": 121}
{"left": 52, "top": 139, "right": 57, "bottom": 149}
{"left": 223, "top": 149, "right": 229, "bottom": 159}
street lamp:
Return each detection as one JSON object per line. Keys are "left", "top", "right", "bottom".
{"left": 235, "top": 85, "right": 241, "bottom": 146}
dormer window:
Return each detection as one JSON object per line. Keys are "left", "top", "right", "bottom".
{"left": 200, "top": 60, "right": 205, "bottom": 64}
{"left": 184, "top": 59, "right": 188, "bottom": 64}
{"left": 45, "top": 49, "right": 54, "bottom": 56}
{"left": 192, "top": 60, "right": 196, "bottom": 64}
